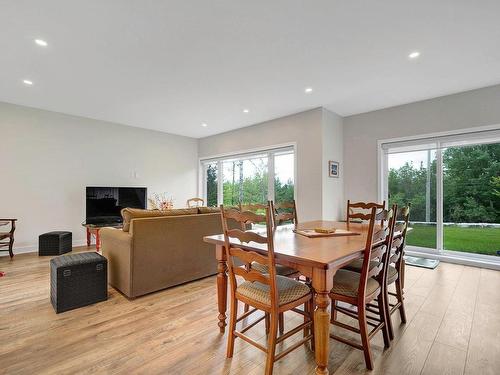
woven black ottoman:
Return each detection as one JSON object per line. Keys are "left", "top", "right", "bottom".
{"left": 39, "top": 231, "right": 72, "bottom": 256}
{"left": 50, "top": 252, "right": 107, "bottom": 313}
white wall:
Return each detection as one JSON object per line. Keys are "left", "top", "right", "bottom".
{"left": 321, "top": 109, "right": 344, "bottom": 220}
{"left": 198, "top": 108, "right": 324, "bottom": 221}
{"left": 343, "top": 84, "right": 500, "bottom": 205}
{"left": 1, "top": 102, "right": 198, "bottom": 252}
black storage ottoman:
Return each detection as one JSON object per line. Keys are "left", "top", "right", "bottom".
{"left": 39, "top": 231, "right": 72, "bottom": 256}
{"left": 50, "top": 252, "right": 108, "bottom": 313}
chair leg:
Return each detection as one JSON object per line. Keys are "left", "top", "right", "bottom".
{"left": 265, "top": 313, "right": 270, "bottom": 334}
{"left": 358, "top": 303, "right": 374, "bottom": 370}
{"left": 395, "top": 278, "right": 407, "bottom": 324}
{"left": 377, "top": 292, "right": 391, "bottom": 348}
{"left": 330, "top": 299, "right": 337, "bottom": 322}
{"left": 278, "top": 312, "right": 285, "bottom": 335}
{"left": 265, "top": 313, "right": 279, "bottom": 375}
{"left": 226, "top": 296, "right": 238, "bottom": 358}
{"left": 309, "top": 298, "right": 315, "bottom": 351}
{"left": 244, "top": 303, "right": 249, "bottom": 313}
{"left": 9, "top": 237, "right": 14, "bottom": 258}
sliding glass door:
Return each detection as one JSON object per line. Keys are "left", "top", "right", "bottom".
{"left": 381, "top": 129, "right": 500, "bottom": 260}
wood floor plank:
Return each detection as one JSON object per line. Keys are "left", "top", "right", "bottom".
{"left": 421, "top": 342, "right": 466, "bottom": 375}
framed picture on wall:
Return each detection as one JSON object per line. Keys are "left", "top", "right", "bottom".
{"left": 329, "top": 161, "right": 339, "bottom": 178}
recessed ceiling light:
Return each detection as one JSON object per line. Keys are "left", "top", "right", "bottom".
{"left": 243, "top": 109, "right": 249, "bottom": 113}
{"left": 408, "top": 51, "right": 420, "bottom": 59}
{"left": 201, "top": 123, "right": 207, "bottom": 127}
{"left": 305, "top": 87, "right": 313, "bottom": 93}
{"left": 35, "top": 39, "right": 48, "bottom": 47}
{"left": 23, "top": 79, "right": 33, "bottom": 85}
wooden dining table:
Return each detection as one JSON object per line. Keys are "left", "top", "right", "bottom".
{"left": 203, "top": 220, "right": 372, "bottom": 375}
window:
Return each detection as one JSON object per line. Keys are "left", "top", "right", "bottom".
{"left": 380, "top": 128, "right": 500, "bottom": 258}
{"left": 201, "top": 146, "right": 295, "bottom": 207}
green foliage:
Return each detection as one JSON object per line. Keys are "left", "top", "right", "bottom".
{"left": 389, "top": 144, "right": 500, "bottom": 223}
{"left": 206, "top": 164, "right": 218, "bottom": 207}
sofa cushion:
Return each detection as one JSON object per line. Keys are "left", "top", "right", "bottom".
{"left": 121, "top": 207, "right": 199, "bottom": 232}
{"left": 198, "top": 206, "right": 221, "bottom": 214}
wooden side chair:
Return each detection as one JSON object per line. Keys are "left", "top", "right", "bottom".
{"left": 239, "top": 202, "right": 300, "bottom": 333}
{"left": 384, "top": 204, "right": 411, "bottom": 340}
{"left": 271, "top": 200, "right": 298, "bottom": 228}
{"left": 346, "top": 200, "right": 386, "bottom": 226}
{"left": 220, "top": 204, "right": 314, "bottom": 375}
{"left": 0, "top": 219, "right": 17, "bottom": 258}
{"left": 186, "top": 197, "right": 204, "bottom": 208}
{"left": 329, "top": 206, "right": 396, "bottom": 370}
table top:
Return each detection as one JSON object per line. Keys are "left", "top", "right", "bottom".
{"left": 204, "top": 220, "right": 372, "bottom": 270}
{"left": 82, "top": 223, "right": 123, "bottom": 229}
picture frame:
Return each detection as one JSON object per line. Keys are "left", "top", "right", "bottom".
{"left": 329, "top": 161, "right": 339, "bottom": 178}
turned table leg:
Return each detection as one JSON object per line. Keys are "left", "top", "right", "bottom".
{"left": 86, "top": 228, "right": 91, "bottom": 246}
{"left": 313, "top": 268, "right": 333, "bottom": 375}
{"left": 216, "top": 245, "right": 228, "bottom": 334}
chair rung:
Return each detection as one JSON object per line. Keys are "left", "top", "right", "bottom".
{"left": 291, "top": 307, "right": 309, "bottom": 317}
{"left": 275, "top": 335, "right": 313, "bottom": 361}
{"left": 366, "top": 306, "right": 380, "bottom": 315}
{"left": 368, "top": 323, "right": 384, "bottom": 340}
{"left": 331, "top": 319, "right": 360, "bottom": 334}
{"left": 329, "top": 333, "right": 364, "bottom": 350}
{"left": 335, "top": 305, "right": 359, "bottom": 320}
{"left": 234, "top": 331, "right": 267, "bottom": 352}
{"left": 236, "top": 308, "right": 258, "bottom": 322}
{"left": 240, "top": 315, "right": 266, "bottom": 334}
{"left": 277, "top": 321, "right": 312, "bottom": 343}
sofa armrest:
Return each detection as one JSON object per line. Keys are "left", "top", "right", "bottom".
{"left": 100, "top": 228, "right": 133, "bottom": 297}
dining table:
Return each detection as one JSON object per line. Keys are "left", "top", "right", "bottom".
{"left": 203, "top": 220, "right": 373, "bottom": 375}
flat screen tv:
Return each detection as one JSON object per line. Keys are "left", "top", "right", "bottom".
{"left": 86, "top": 186, "right": 147, "bottom": 225}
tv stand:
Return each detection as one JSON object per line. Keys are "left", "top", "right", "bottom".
{"left": 83, "top": 223, "right": 122, "bottom": 251}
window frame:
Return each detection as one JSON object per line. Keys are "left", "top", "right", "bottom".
{"left": 199, "top": 143, "right": 297, "bottom": 207}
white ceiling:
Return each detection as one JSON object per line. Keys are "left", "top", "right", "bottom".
{"left": 1, "top": 1, "right": 500, "bottom": 138}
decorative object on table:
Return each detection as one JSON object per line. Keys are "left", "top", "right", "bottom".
{"left": 293, "top": 228, "right": 360, "bottom": 238}
{"left": 148, "top": 193, "right": 174, "bottom": 210}
{"left": 39, "top": 231, "right": 72, "bottom": 256}
{"left": 50, "top": 252, "right": 107, "bottom": 313}
{"left": 328, "top": 160, "right": 340, "bottom": 178}
{"left": 186, "top": 197, "right": 204, "bottom": 208}
{"left": 0, "top": 218, "right": 17, "bottom": 258}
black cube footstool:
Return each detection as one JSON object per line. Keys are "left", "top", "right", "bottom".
{"left": 39, "top": 231, "right": 72, "bottom": 256}
{"left": 50, "top": 252, "right": 108, "bottom": 313}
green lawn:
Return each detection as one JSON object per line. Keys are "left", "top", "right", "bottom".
{"left": 407, "top": 224, "right": 500, "bottom": 256}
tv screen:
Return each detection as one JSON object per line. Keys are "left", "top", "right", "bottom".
{"left": 86, "top": 187, "right": 147, "bottom": 224}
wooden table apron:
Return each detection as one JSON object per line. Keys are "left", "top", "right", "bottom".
{"left": 203, "top": 220, "right": 370, "bottom": 375}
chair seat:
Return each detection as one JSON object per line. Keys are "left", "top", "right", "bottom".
{"left": 236, "top": 275, "right": 311, "bottom": 307}
{"left": 344, "top": 259, "right": 398, "bottom": 284}
{"left": 251, "top": 261, "right": 298, "bottom": 277}
{"left": 330, "top": 269, "right": 380, "bottom": 298}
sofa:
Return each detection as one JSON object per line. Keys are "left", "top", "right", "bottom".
{"left": 100, "top": 206, "right": 226, "bottom": 298}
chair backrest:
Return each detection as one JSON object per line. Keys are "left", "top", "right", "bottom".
{"left": 239, "top": 203, "right": 269, "bottom": 230}
{"left": 357, "top": 205, "right": 396, "bottom": 299}
{"left": 220, "top": 203, "right": 279, "bottom": 307}
{"left": 187, "top": 197, "right": 204, "bottom": 208}
{"left": 346, "top": 200, "right": 386, "bottom": 226}
{"left": 271, "top": 200, "right": 298, "bottom": 228}
{"left": 390, "top": 204, "right": 411, "bottom": 268}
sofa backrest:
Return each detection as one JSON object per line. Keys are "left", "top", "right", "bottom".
{"left": 121, "top": 207, "right": 199, "bottom": 232}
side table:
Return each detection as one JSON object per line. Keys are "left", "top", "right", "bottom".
{"left": 82, "top": 223, "right": 122, "bottom": 251}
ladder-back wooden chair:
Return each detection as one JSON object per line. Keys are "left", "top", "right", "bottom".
{"left": 329, "top": 206, "right": 396, "bottom": 370}
{"left": 271, "top": 200, "right": 298, "bottom": 228}
{"left": 346, "top": 200, "right": 386, "bottom": 226}
{"left": 385, "top": 204, "right": 410, "bottom": 340}
{"left": 0, "top": 219, "right": 17, "bottom": 258}
{"left": 220, "top": 204, "right": 314, "bottom": 375}
{"left": 239, "top": 202, "right": 300, "bottom": 333}
{"left": 186, "top": 197, "right": 204, "bottom": 208}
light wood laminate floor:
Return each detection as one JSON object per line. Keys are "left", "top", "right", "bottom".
{"left": 1, "top": 247, "right": 499, "bottom": 375}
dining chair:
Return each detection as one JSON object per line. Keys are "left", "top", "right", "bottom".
{"left": 346, "top": 200, "right": 386, "bottom": 226}
{"left": 271, "top": 200, "right": 298, "bottom": 229}
{"left": 0, "top": 218, "right": 17, "bottom": 258}
{"left": 239, "top": 202, "right": 300, "bottom": 333}
{"left": 384, "top": 204, "right": 410, "bottom": 340}
{"left": 329, "top": 206, "right": 396, "bottom": 370}
{"left": 220, "top": 204, "right": 314, "bottom": 375}
{"left": 186, "top": 197, "right": 204, "bottom": 208}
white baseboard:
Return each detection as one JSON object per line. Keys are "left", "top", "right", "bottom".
{"left": 0, "top": 239, "right": 89, "bottom": 257}
{"left": 406, "top": 248, "right": 500, "bottom": 271}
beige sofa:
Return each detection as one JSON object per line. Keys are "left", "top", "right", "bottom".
{"left": 100, "top": 207, "right": 225, "bottom": 298}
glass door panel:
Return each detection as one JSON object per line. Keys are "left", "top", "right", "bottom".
{"left": 443, "top": 143, "right": 500, "bottom": 256}
{"left": 205, "top": 162, "right": 218, "bottom": 207}
{"left": 388, "top": 149, "right": 437, "bottom": 250}
{"left": 274, "top": 151, "right": 295, "bottom": 203}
